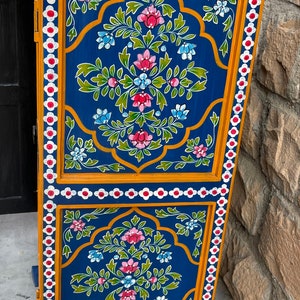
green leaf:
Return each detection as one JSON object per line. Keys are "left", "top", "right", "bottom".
{"left": 156, "top": 161, "right": 172, "bottom": 171}
{"left": 115, "top": 7, "right": 125, "bottom": 23}
{"left": 203, "top": 12, "right": 214, "bottom": 22}
{"left": 205, "top": 134, "right": 213, "bottom": 147}
{"left": 203, "top": 5, "right": 213, "bottom": 12}
{"left": 166, "top": 20, "right": 172, "bottom": 31}
{"left": 124, "top": 111, "right": 140, "bottom": 123}
{"left": 84, "top": 158, "right": 98, "bottom": 167}
{"left": 156, "top": 90, "right": 167, "bottom": 111}
{"left": 149, "top": 41, "right": 163, "bottom": 53}
{"left": 174, "top": 13, "right": 185, "bottom": 30}
{"left": 70, "top": 0, "right": 80, "bottom": 14}
{"left": 139, "top": 287, "right": 150, "bottom": 300}
{"left": 109, "top": 163, "right": 125, "bottom": 172}
{"left": 126, "top": 1, "right": 143, "bottom": 14}
{"left": 119, "top": 47, "right": 130, "bottom": 68}
{"left": 71, "top": 273, "right": 89, "bottom": 284}
{"left": 76, "top": 62, "right": 101, "bottom": 77}
{"left": 120, "top": 74, "right": 133, "bottom": 89}
{"left": 117, "top": 140, "right": 131, "bottom": 151}
{"left": 68, "top": 135, "right": 76, "bottom": 149}
{"left": 210, "top": 112, "right": 219, "bottom": 126}
{"left": 147, "top": 139, "right": 162, "bottom": 151}
{"left": 223, "top": 15, "right": 233, "bottom": 32}
{"left": 144, "top": 110, "right": 158, "bottom": 122}
{"left": 158, "top": 52, "right": 172, "bottom": 73}
{"left": 63, "top": 245, "right": 72, "bottom": 258}
{"left": 65, "top": 116, "right": 75, "bottom": 129}
{"left": 143, "top": 30, "right": 154, "bottom": 47}
{"left": 130, "top": 37, "right": 144, "bottom": 49}
{"left": 219, "top": 39, "right": 229, "bottom": 57}
{"left": 190, "top": 80, "right": 207, "bottom": 92}
{"left": 162, "top": 4, "right": 175, "bottom": 17}
{"left": 188, "top": 67, "right": 207, "bottom": 79}
{"left": 152, "top": 76, "right": 166, "bottom": 89}
{"left": 175, "top": 162, "right": 186, "bottom": 169}
{"left": 116, "top": 92, "right": 129, "bottom": 113}
{"left": 162, "top": 129, "right": 172, "bottom": 143}
{"left": 77, "top": 78, "right": 98, "bottom": 93}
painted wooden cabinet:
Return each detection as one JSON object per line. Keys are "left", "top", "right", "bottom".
{"left": 35, "top": 0, "right": 264, "bottom": 299}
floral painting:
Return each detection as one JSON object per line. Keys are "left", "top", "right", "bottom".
{"left": 61, "top": 208, "right": 206, "bottom": 299}
{"left": 63, "top": 0, "right": 230, "bottom": 173}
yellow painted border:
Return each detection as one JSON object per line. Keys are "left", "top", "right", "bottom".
{"left": 54, "top": 202, "right": 216, "bottom": 300}
{"left": 55, "top": 0, "right": 250, "bottom": 185}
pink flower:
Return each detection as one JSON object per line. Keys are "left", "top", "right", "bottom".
{"left": 149, "top": 276, "right": 157, "bottom": 284}
{"left": 121, "top": 227, "right": 145, "bottom": 244}
{"left": 108, "top": 77, "right": 118, "bottom": 88}
{"left": 119, "top": 289, "right": 137, "bottom": 300}
{"left": 129, "top": 129, "right": 153, "bottom": 149}
{"left": 137, "top": 5, "right": 164, "bottom": 29}
{"left": 169, "top": 77, "right": 180, "bottom": 87}
{"left": 98, "top": 278, "right": 106, "bottom": 285}
{"left": 120, "top": 259, "right": 139, "bottom": 274}
{"left": 131, "top": 92, "right": 152, "bottom": 112}
{"left": 133, "top": 50, "right": 156, "bottom": 71}
{"left": 193, "top": 144, "right": 208, "bottom": 158}
{"left": 70, "top": 219, "right": 85, "bottom": 232}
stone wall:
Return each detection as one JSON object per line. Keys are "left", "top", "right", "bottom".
{"left": 220, "top": 0, "right": 300, "bottom": 299}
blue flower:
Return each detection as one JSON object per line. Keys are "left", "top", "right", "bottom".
{"left": 88, "top": 250, "right": 103, "bottom": 263}
{"left": 96, "top": 31, "right": 115, "bottom": 50}
{"left": 70, "top": 147, "right": 87, "bottom": 161}
{"left": 93, "top": 108, "right": 111, "bottom": 125}
{"left": 171, "top": 104, "right": 189, "bottom": 120}
{"left": 134, "top": 73, "right": 151, "bottom": 90}
{"left": 156, "top": 251, "right": 172, "bottom": 263}
{"left": 177, "top": 43, "right": 196, "bottom": 60}
{"left": 213, "top": 1, "right": 230, "bottom": 17}
{"left": 185, "top": 219, "right": 199, "bottom": 230}
{"left": 121, "top": 275, "right": 136, "bottom": 288}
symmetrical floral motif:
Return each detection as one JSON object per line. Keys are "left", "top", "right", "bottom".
{"left": 75, "top": 0, "right": 208, "bottom": 164}
{"left": 66, "top": 0, "right": 103, "bottom": 41}
{"left": 64, "top": 116, "right": 125, "bottom": 171}
{"left": 203, "top": 0, "right": 237, "bottom": 57}
{"left": 156, "top": 112, "right": 219, "bottom": 170}
{"left": 62, "top": 208, "right": 119, "bottom": 258}
{"left": 70, "top": 214, "right": 182, "bottom": 299}
{"left": 155, "top": 207, "right": 206, "bottom": 258}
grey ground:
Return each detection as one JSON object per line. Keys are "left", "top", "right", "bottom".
{"left": 0, "top": 212, "right": 232, "bottom": 300}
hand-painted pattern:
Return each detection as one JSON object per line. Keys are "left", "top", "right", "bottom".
{"left": 67, "top": 0, "right": 103, "bottom": 41}
{"left": 156, "top": 112, "right": 219, "bottom": 171}
{"left": 70, "top": 214, "right": 182, "bottom": 299}
{"left": 65, "top": 116, "right": 125, "bottom": 171}
{"left": 62, "top": 208, "right": 120, "bottom": 259}
{"left": 39, "top": 0, "right": 263, "bottom": 299}
{"left": 75, "top": 0, "right": 208, "bottom": 164}
{"left": 155, "top": 207, "right": 206, "bottom": 258}
{"left": 203, "top": 0, "right": 237, "bottom": 57}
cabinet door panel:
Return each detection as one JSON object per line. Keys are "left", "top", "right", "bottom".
{"left": 35, "top": 0, "right": 264, "bottom": 299}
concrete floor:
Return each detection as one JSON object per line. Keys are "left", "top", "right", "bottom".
{"left": 0, "top": 212, "right": 233, "bottom": 300}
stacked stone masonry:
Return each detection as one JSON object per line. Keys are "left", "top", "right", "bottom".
{"left": 220, "top": 0, "right": 300, "bottom": 299}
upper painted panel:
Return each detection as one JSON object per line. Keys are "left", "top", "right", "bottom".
{"left": 56, "top": 0, "right": 247, "bottom": 183}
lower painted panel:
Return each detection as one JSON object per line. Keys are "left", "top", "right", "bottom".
{"left": 56, "top": 204, "right": 215, "bottom": 300}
